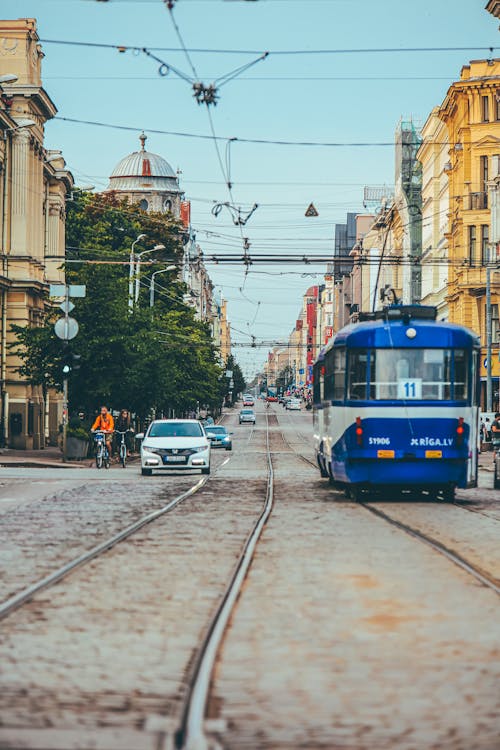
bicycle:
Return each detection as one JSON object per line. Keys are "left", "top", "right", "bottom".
{"left": 115, "top": 429, "right": 131, "bottom": 468}
{"left": 93, "top": 430, "right": 111, "bottom": 469}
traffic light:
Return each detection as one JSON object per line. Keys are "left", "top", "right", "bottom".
{"left": 60, "top": 348, "right": 81, "bottom": 377}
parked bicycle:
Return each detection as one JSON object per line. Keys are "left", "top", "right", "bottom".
{"left": 115, "top": 429, "right": 132, "bottom": 468}
{"left": 93, "top": 430, "right": 110, "bottom": 469}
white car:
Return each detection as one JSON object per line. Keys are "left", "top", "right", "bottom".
{"left": 287, "top": 398, "right": 301, "bottom": 411}
{"left": 137, "top": 419, "right": 211, "bottom": 476}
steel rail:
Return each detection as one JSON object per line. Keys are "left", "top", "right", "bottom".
{"left": 361, "top": 503, "right": 500, "bottom": 595}
{"left": 275, "top": 409, "right": 500, "bottom": 595}
{"left": 0, "top": 458, "right": 232, "bottom": 622}
{"left": 176, "top": 410, "right": 274, "bottom": 750}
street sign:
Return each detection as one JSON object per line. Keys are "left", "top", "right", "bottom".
{"left": 59, "top": 300, "right": 75, "bottom": 314}
{"left": 68, "top": 285, "right": 86, "bottom": 298}
{"left": 49, "top": 284, "right": 66, "bottom": 297}
{"left": 305, "top": 202, "right": 319, "bottom": 217}
{"left": 54, "top": 317, "right": 79, "bottom": 341}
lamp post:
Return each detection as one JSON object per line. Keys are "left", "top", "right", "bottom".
{"left": 134, "top": 244, "right": 165, "bottom": 304}
{"left": 129, "top": 234, "right": 146, "bottom": 312}
{"left": 150, "top": 265, "right": 176, "bottom": 307}
{"left": 486, "top": 263, "right": 500, "bottom": 412}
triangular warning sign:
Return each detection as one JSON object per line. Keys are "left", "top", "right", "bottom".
{"left": 305, "top": 202, "right": 319, "bottom": 217}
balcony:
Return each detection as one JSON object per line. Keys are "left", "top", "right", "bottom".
{"left": 468, "top": 192, "right": 488, "bottom": 210}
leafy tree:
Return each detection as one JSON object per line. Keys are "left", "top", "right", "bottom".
{"left": 12, "top": 192, "right": 223, "bottom": 421}
{"left": 221, "top": 354, "right": 246, "bottom": 405}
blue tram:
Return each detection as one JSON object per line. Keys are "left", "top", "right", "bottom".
{"left": 312, "top": 306, "right": 481, "bottom": 500}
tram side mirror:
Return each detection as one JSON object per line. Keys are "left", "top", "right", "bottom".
{"left": 135, "top": 433, "right": 144, "bottom": 441}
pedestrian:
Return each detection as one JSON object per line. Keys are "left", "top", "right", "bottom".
{"left": 491, "top": 413, "right": 500, "bottom": 459}
{"left": 114, "top": 408, "right": 133, "bottom": 456}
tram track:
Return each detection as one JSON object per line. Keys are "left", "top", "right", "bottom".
{"left": 175, "top": 410, "right": 275, "bottom": 750}
{"left": 275, "top": 409, "right": 500, "bottom": 597}
{"left": 0, "top": 455, "right": 231, "bottom": 622}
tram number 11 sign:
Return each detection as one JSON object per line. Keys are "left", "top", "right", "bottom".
{"left": 397, "top": 378, "right": 422, "bottom": 399}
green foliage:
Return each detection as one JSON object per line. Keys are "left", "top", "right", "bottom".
{"left": 221, "top": 354, "right": 246, "bottom": 405}
{"left": 12, "top": 191, "right": 226, "bottom": 418}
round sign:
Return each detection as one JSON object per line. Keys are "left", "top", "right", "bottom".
{"left": 54, "top": 316, "right": 79, "bottom": 341}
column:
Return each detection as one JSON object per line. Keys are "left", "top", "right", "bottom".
{"left": 10, "top": 128, "right": 30, "bottom": 254}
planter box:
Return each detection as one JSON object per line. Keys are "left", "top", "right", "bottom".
{"left": 65, "top": 437, "right": 89, "bottom": 460}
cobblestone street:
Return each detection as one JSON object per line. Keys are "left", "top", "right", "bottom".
{"left": 0, "top": 404, "right": 499, "bottom": 750}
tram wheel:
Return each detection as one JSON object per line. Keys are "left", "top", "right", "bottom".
{"left": 350, "top": 486, "right": 362, "bottom": 502}
{"left": 442, "top": 486, "right": 455, "bottom": 502}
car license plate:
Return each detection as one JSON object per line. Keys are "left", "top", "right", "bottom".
{"left": 425, "top": 450, "right": 442, "bottom": 459}
{"left": 163, "top": 455, "right": 186, "bottom": 464}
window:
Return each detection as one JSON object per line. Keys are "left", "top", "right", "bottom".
{"left": 480, "top": 155, "right": 489, "bottom": 193}
{"left": 482, "top": 95, "right": 490, "bottom": 122}
{"left": 347, "top": 350, "right": 369, "bottom": 400}
{"left": 139, "top": 199, "right": 149, "bottom": 211}
{"left": 468, "top": 225, "right": 477, "bottom": 264}
{"left": 324, "top": 347, "right": 345, "bottom": 401}
{"left": 312, "top": 362, "right": 322, "bottom": 404}
{"left": 491, "top": 303, "right": 500, "bottom": 345}
{"left": 357, "top": 348, "right": 466, "bottom": 401}
{"left": 333, "top": 348, "right": 346, "bottom": 400}
{"left": 481, "top": 224, "right": 490, "bottom": 264}
{"left": 148, "top": 422, "right": 203, "bottom": 438}
{"left": 163, "top": 199, "right": 172, "bottom": 212}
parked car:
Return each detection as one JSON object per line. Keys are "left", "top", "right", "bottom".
{"left": 239, "top": 408, "right": 256, "bottom": 425}
{"left": 205, "top": 425, "right": 232, "bottom": 450}
{"left": 266, "top": 395, "right": 278, "bottom": 402}
{"left": 286, "top": 398, "right": 301, "bottom": 411}
{"left": 137, "top": 419, "right": 210, "bottom": 476}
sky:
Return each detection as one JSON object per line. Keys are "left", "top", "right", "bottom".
{"left": 1, "top": 0, "right": 498, "bottom": 380}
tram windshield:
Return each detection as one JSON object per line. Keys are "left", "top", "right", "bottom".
{"left": 347, "top": 348, "right": 468, "bottom": 401}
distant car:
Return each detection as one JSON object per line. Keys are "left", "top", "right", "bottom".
{"left": 287, "top": 398, "right": 301, "bottom": 411}
{"left": 243, "top": 397, "right": 254, "bottom": 406}
{"left": 266, "top": 395, "right": 278, "bottom": 402}
{"left": 137, "top": 419, "right": 210, "bottom": 476}
{"left": 205, "top": 425, "right": 232, "bottom": 451}
{"left": 239, "top": 408, "right": 256, "bottom": 425}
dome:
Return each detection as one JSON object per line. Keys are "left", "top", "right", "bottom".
{"left": 107, "top": 133, "right": 182, "bottom": 193}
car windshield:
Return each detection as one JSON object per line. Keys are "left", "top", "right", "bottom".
{"left": 240, "top": 410, "right": 254, "bottom": 415}
{"left": 148, "top": 422, "right": 203, "bottom": 438}
{"left": 206, "top": 427, "right": 227, "bottom": 435}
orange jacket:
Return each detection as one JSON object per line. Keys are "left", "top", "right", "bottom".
{"left": 92, "top": 413, "right": 115, "bottom": 432}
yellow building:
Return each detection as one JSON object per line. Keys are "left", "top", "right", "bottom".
{"left": 438, "top": 59, "right": 500, "bottom": 397}
{"left": 417, "top": 107, "right": 450, "bottom": 317}
{"left": 0, "top": 19, "right": 73, "bottom": 447}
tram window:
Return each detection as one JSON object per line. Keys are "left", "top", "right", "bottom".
{"left": 347, "top": 350, "right": 368, "bottom": 399}
{"left": 333, "top": 348, "right": 346, "bottom": 400}
{"left": 312, "top": 364, "right": 321, "bottom": 403}
{"left": 366, "top": 348, "right": 466, "bottom": 401}
{"left": 454, "top": 350, "right": 468, "bottom": 401}
{"left": 324, "top": 350, "right": 335, "bottom": 401}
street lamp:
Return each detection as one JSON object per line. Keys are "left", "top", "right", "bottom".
{"left": 150, "top": 265, "right": 177, "bottom": 307}
{"left": 129, "top": 234, "right": 146, "bottom": 311}
{"left": 135, "top": 243, "right": 165, "bottom": 304}
{"left": 486, "top": 262, "right": 500, "bottom": 411}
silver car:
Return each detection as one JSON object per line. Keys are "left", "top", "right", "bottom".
{"left": 137, "top": 419, "right": 211, "bottom": 476}
{"left": 239, "top": 408, "right": 256, "bottom": 425}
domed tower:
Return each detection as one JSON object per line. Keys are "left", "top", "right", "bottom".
{"left": 106, "top": 133, "right": 183, "bottom": 216}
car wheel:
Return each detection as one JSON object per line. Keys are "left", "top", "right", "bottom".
{"left": 141, "top": 468, "right": 152, "bottom": 476}
{"left": 226, "top": 446, "right": 232, "bottom": 451}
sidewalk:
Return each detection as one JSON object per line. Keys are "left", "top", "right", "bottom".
{"left": 0, "top": 447, "right": 84, "bottom": 469}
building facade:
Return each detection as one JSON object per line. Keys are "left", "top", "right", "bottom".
{"left": 0, "top": 18, "right": 73, "bottom": 448}
{"left": 437, "top": 59, "right": 500, "bottom": 403}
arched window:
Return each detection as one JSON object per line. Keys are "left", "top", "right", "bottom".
{"left": 163, "top": 198, "right": 172, "bottom": 213}
{"left": 139, "top": 199, "right": 149, "bottom": 211}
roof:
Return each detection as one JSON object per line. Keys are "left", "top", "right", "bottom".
{"left": 108, "top": 133, "right": 182, "bottom": 193}
{"left": 327, "top": 318, "right": 480, "bottom": 351}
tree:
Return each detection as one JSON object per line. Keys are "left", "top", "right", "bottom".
{"left": 221, "top": 354, "right": 246, "bottom": 405}
{"left": 12, "top": 192, "right": 223, "bottom": 420}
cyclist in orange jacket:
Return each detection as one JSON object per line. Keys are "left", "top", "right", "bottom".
{"left": 91, "top": 406, "right": 115, "bottom": 458}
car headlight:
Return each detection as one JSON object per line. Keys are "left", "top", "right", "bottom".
{"left": 193, "top": 445, "right": 208, "bottom": 452}
{"left": 142, "top": 443, "right": 155, "bottom": 451}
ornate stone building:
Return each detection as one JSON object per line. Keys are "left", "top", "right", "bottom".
{"left": 106, "top": 133, "right": 183, "bottom": 216}
{"left": 0, "top": 18, "right": 73, "bottom": 448}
